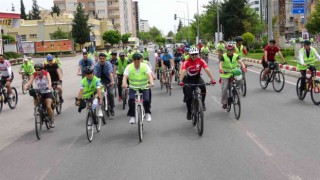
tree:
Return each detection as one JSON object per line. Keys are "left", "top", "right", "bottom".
{"left": 20, "top": 0, "right": 27, "bottom": 20}
{"left": 71, "top": 3, "right": 91, "bottom": 49}
{"left": 2, "top": 35, "right": 16, "bottom": 44}
{"left": 149, "top": 27, "right": 161, "bottom": 40}
{"left": 306, "top": 2, "right": 320, "bottom": 34}
{"left": 155, "top": 36, "right": 166, "bottom": 45}
{"left": 51, "top": 4, "right": 61, "bottom": 17}
{"left": 51, "top": 27, "right": 70, "bottom": 40}
{"left": 121, "top": 33, "right": 131, "bottom": 45}
{"left": 242, "top": 32, "right": 255, "bottom": 46}
{"left": 103, "top": 30, "right": 121, "bottom": 46}
{"left": 138, "top": 31, "right": 152, "bottom": 44}
{"left": 177, "top": 20, "right": 183, "bottom": 32}
{"left": 242, "top": 6, "right": 264, "bottom": 35}
{"left": 278, "top": 0, "right": 286, "bottom": 47}
{"left": 30, "top": 0, "right": 41, "bottom": 20}
{"left": 167, "top": 31, "right": 174, "bottom": 37}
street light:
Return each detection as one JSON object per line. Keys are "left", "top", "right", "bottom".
{"left": 197, "top": 0, "right": 200, "bottom": 44}
{"left": 176, "top": 0, "right": 190, "bottom": 43}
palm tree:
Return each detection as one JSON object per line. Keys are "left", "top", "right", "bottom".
{"left": 278, "top": 0, "right": 286, "bottom": 47}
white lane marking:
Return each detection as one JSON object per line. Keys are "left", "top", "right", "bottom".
{"left": 39, "top": 168, "right": 51, "bottom": 180}
{"left": 246, "top": 132, "right": 272, "bottom": 156}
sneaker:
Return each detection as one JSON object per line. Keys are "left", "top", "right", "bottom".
{"left": 50, "top": 119, "right": 55, "bottom": 128}
{"left": 129, "top": 117, "right": 136, "bottom": 124}
{"left": 222, "top": 104, "right": 227, "bottom": 109}
{"left": 7, "top": 96, "right": 12, "bottom": 103}
{"left": 146, "top": 113, "right": 152, "bottom": 122}
{"left": 187, "top": 111, "right": 191, "bottom": 120}
{"left": 110, "top": 109, "right": 115, "bottom": 116}
{"left": 202, "top": 102, "right": 206, "bottom": 111}
{"left": 98, "top": 108, "right": 103, "bottom": 117}
{"left": 60, "top": 97, "right": 64, "bottom": 103}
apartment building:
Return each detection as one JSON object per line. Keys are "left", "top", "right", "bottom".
{"left": 139, "top": 19, "right": 150, "bottom": 32}
{"left": 53, "top": 0, "right": 138, "bottom": 36}
{"left": 247, "top": 0, "right": 266, "bottom": 20}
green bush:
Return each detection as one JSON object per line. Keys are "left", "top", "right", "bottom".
{"left": 255, "top": 49, "right": 264, "bottom": 53}
{"left": 250, "top": 41, "right": 262, "bottom": 50}
{"left": 249, "top": 49, "right": 256, "bottom": 53}
{"left": 4, "top": 52, "right": 22, "bottom": 59}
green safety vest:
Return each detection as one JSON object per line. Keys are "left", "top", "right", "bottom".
{"left": 127, "top": 52, "right": 133, "bottom": 60}
{"left": 183, "top": 54, "right": 189, "bottom": 60}
{"left": 218, "top": 43, "right": 225, "bottom": 50}
{"left": 297, "top": 48, "right": 316, "bottom": 71}
{"left": 54, "top": 58, "right": 62, "bottom": 68}
{"left": 201, "top": 47, "right": 209, "bottom": 54}
{"left": 143, "top": 51, "right": 149, "bottom": 59}
{"left": 220, "top": 53, "right": 239, "bottom": 79}
{"left": 81, "top": 76, "right": 99, "bottom": 99}
{"left": 128, "top": 63, "right": 149, "bottom": 90}
{"left": 235, "top": 45, "right": 244, "bottom": 57}
{"left": 105, "top": 52, "right": 112, "bottom": 60}
{"left": 310, "top": 38, "right": 314, "bottom": 43}
{"left": 21, "top": 62, "right": 35, "bottom": 74}
{"left": 299, "top": 37, "right": 303, "bottom": 42}
{"left": 117, "top": 58, "right": 129, "bottom": 75}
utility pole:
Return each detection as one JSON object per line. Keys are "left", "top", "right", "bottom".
{"left": 217, "top": 0, "right": 220, "bottom": 42}
{"left": 196, "top": 0, "right": 200, "bottom": 44}
{"left": 267, "top": 0, "right": 273, "bottom": 40}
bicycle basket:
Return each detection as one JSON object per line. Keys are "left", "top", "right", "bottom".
{"left": 233, "top": 69, "right": 243, "bottom": 81}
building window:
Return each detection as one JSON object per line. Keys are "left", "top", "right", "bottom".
{"left": 98, "top": 10, "right": 105, "bottom": 14}
{"left": 108, "top": 1, "right": 113, "bottom": 5}
{"left": 67, "top": 2, "right": 76, "bottom": 8}
{"left": 255, "top": 7, "right": 259, "bottom": 12}
{"left": 21, "top": 35, "right": 26, "bottom": 41}
{"left": 88, "top": 2, "right": 95, "bottom": 8}
{"left": 108, "top": 10, "right": 115, "bottom": 14}
{"left": 29, "top": 34, "right": 38, "bottom": 38}
{"left": 255, "top": 1, "right": 259, "bottom": 4}
{"left": 97, "top": 1, "right": 105, "bottom": 6}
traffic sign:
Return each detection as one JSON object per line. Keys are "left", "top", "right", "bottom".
{"left": 292, "top": 0, "right": 304, "bottom": 14}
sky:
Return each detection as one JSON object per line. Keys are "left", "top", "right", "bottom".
{"left": 0, "top": 0, "right": 210, "bottom": 35}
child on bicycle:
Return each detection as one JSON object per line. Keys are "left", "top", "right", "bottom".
{"left": 76, "top": 66, "right": 103, "bottom": 117}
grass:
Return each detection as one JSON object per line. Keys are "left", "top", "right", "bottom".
{"left": 245, "top": 53, "right": 297, "bottom": 66}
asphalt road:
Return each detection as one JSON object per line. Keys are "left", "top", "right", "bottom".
{"left": 0, "top": 52, "right": 320, "bottom": 180}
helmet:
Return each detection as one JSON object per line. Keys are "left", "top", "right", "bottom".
{"left": 303, "top": 40, "right": 311, "bottom": 45}
{"left": 132, "top": 53, "right": 142, "bottom": 60}
{"left": 226, "top": 44, "right": 235, "bottom": 50}
{"left": 23, "top": 58, "right": 28, "bottom": 62}
{"left": 82, "top": 66, "right": 94, "bottom": 74}
{"left": 46, "top": 54, "right": 53, "bottom": 61}
{"left": 119, "top": 52, "right": 125, "bottom": 56}
{"left": 185, "top": 48, "right": 190, "bottom": 52}
{"left": 189, "top": 47, "right": 199, "bottom": 54}
{"left": 233, "top": 68, "right": 243, "bottom": 80}
{"left": 111, "top": 51, "right": 117, "bottom": 56}
{"left": 34, "top": 63, "right": 44, "bottom": 70}
{"left": 163, "top": 49, "right": 169, "bottom": 53}
{"left": 269, "top": 39, "right": 276, "bottom": 44}
{"left": 235, "top": 36, "right": 243, "bottom": 42}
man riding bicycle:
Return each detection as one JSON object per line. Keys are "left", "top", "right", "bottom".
{"left": 297, "top": 40, "right": 320, "bottom": 93}
{"left": 161, "top": 49, "right": 174, "bottom": 88}
{"left": 114, "top": 52, "right": 130, "bottom": 102}
{"left": 174, "top": 48, "right": 183, "bottom": 72}
{"left": 200, "top": 44, "right": 210, "bottom": 63}
{"left": 77, "top": 52, "right": 95, "bottom": 78}
{"left": 18, "top": 58, "right": 35, "bottom": 81}
{"left": 94, "top": 53, "right": 115, "bottom": 116}
{"left": 0, "top": 54, "right": 14, "bottom": 101}
{"left": 261, "top": 39, "right": 286, "bottom": 81}
{"left": 219, "top": 44, "right": 247, "bottom": 109}
{"left": 122, "top": 53, "right": 154, "bottom": 124}
{"left": 44, "top": 54, "right": 64, "bottom": 103}
{"left": 179, "top": 47, "right": 216, "bottom": 120}
{"left": 24, "top": 63, "right": 55, "bottom": 127}
{"left": 217, "top": 40, "right": 225, "bottom": 58}
{"left": 234, "top": 36, "right": 248, "bottom": 58}
{"left": 143, "top": 47, "right": 149, "bottom": 61}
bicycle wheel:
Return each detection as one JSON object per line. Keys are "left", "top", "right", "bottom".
{"left": 34, "top": 106, "right": 42, "bottom": 140}
{"left": 22, "top": 80, "right": 27, "bottom": 95}
{"left": 0, "top": 94, "right": 3, "bottom": 113}
{"left": 166, "top": 74, "right": 169, "bottom": 93}
{"left": 44, "top": 116, "right": 51, "bottom": 130}
{"left": 233, "top": 89, "right": 241, "bottom": 120}
{"left": 272, "top": 71, "right": 285, "bottom": 92}
{"left": 240, "top": 73, "right": 247, "bottom": 97}
{"left": 227, "top": 90, "right": 232, "bottom": 112}
{"left": 122, "top": 90, "right": 127, "bottom": 110}
{"left": 86, "top": 110, "right": 94, "bottom": 142}
{"left": 160, "top": 77, "right": 163, "bottom": 90}
{"left": 8, "top": 87, "right": 18, "bottom": 109}
{"left": 296, "top": 77, "right": 307, "bottom": 100}
{"left": 191, "top": 99, "right": 198, "bottom": 126}
{"left": 137, "top": 105, "right": 143, "bottom": 142}
{"left": 94, "top": 109, "right": 102, "bottom": 132}
{"left": 259, "top": 69, "right": 268, "bottom": 89}
{"left": 196, "top": 97, "right": 204, "bottom": 136}
{"left": 55, "top": 95, "right": 62, "bottom": 114}
{"left": 310, "top": 80, "right": 320, "bottom": 105}
{"left": 101, "top": 96, "right": 107, "bottom": 124}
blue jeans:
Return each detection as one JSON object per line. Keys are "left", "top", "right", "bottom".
{"left": 127, "top": 89, "right": 151, "bottom": 117}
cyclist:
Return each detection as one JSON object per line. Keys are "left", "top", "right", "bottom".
{"left": 18, "top": 58, "right": 35, "bottom": 82}
{"left": 219, "top": 44, "right": 247, "bottom": 109}
{"left": 297, "top": 40, "right": 320, "bottom": 94}
{"left": 105, "top": 48, "right": 112, "bottom": 60}
{"left": 155, "top": 50, "right": 162, "bottom": 80}
{"left": 217, "top": 40, "right": 225, "bottom": 59}
{"left": 122, "top": 53, "right": 154, "bottom": 124}
{"left": 143, "top": 47, "right": 149, "bottom": 61}
{"left": 161, "top": 49, "right": 174, "bottom": 88}
{"left": 182, "top": 48, "right": 190, "bottom": 62}
{"left": 27, "top": 56, "right": 34, "bottom": 65}
{"left": 77, "top": 52, "right": 95, "bottom": 77}
{"left": 174, "top": 49, "right": 183, "bottom": 72}
{"left": 109, "top": 52, "right": 118, "bottom": 68}
{"left": 261, "top": 39, "right": 286, "bottom": 81}
{"left": 44, "top": 54, "right": 63, "bottom": 103}
{"left": 24, "top": 63, "right": 55, "bottom": 128}
{"left": 127, "top": 49, "right": 134, "bottom": 61}
{"left": 200, "top": 44, "right": 210, "bottom": 63}
{"left": 114, "top": 52, "right": 130, "bottom": 102}
{"left": 179, "top": 47, "right": 216, "bottom": 119}
{"left": 0, "top": 54, "right": 14, "bottom": 101}
{"left": 234, "top": 36, "right": 248, "bottom": 58}
{"left": 53, "top": 54, "right": 62, "bottom": 68}
{"left": 94, "top": 53, "right": 115, "bottom": 116}
{"left": 76, "top": 66, "right": 103, "bottom": 117}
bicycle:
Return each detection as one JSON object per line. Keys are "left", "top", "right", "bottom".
{"left": 174, "top": 58, "right": 181, "bottom": 84}
{"left": 20, "top": 71, "right": 31, "bottom": 95}
{"left": 296, "top": 65, "right": 320, "bottom": 105}
{"left": 259, "top": 62, "right": 285, "bottom": 92}
{"left": 114, "top": 75, "right": 118, "bottom": 98}
{"left": 159, "top": 67, "right": 163, "bottom": 90}
{"left": 52, "top": 82, "right": 62, "bottom": 115}
{"left": 0, "top": 81, "right": 18, "bottom": 113}
{"left": 224, "top": 71, "right": 242, "bottom": 120}
{"left": 202, "top": 53, "right": 209, "bottom": 64}
{"left": 163, "top": 69, "right": 173, "bottom": 96}
{"left": 239, "top": 64, "right": 252, "bottom": 97}
{"left": 32, "top": 89, "right": 53, "bottom": 140}
{"left": 122, "top": 88, "right": 128, "bottom": 110}
{"left": 184, "top": 83, "right": 211, "bottom": 136}
{"left": 101, "top": 84, "right": 112, "bottom": 124}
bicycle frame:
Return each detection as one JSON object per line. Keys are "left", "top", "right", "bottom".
{"left": 135, "top": 91, "right": 145, "bottom": 123}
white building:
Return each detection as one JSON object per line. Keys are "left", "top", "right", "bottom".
{"left": 139, "top": 19, "right": 150, "bottom": 32}
{"left": 247, "top": 0, "right": 266, "bottom": 20}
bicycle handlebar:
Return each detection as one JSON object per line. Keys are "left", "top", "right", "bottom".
{"left": 183, "top": 83, "right": 211, "bottom": 87}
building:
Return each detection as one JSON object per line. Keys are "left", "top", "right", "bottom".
{"left": 133, "top": 1, "right": 139, "bottom": 33}
{"left": 2, "top": 12, "right": 114, "bottom": 49}
{"left": 247, "top": 0, "right": 266, "bottom": 20}
{"left": 53, "top": 0, "right": 138, "bottom": 36}
{"left": 139, "top": 19, "right": 150, "bottom": 32}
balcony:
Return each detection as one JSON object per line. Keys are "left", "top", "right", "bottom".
{"left": 108, "top": 4, "right": 119, "bottom": 10}
{"left": 108, "top": 13, "right": 120, "bottom": 18}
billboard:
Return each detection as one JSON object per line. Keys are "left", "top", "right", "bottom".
{"left": 35, "top": 40, "right": 73, "bottom": 53}
{"left": 22, "top": 42, "right": 35, "bottom": 54}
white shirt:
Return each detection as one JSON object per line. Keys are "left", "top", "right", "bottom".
{"left": 0, "top": 60, "right": 12, "bottom": 77}
{"left": 154, "top": 53, "right": 158, "bottom": 59}
{"left": 124, "top": 63, "right": 152, "bottom": 77}
{"left": 299, "top": 47, "right": 320, "bottom": 64}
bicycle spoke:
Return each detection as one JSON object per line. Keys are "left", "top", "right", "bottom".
{"left": 272, "top": 72, "right": 285, "bottom": 92}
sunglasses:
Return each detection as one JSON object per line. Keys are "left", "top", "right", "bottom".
{"left": 35, "top": 69, "right": 42, "bottom": 71}
{"left": 84, "top": 73, "right": 93, "bottom": 75}
{"left": 190, "top": 54, "right": 198, "bottom": 56}
{"left": 133, "top": 59, "right": 140, "bottom": 61}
